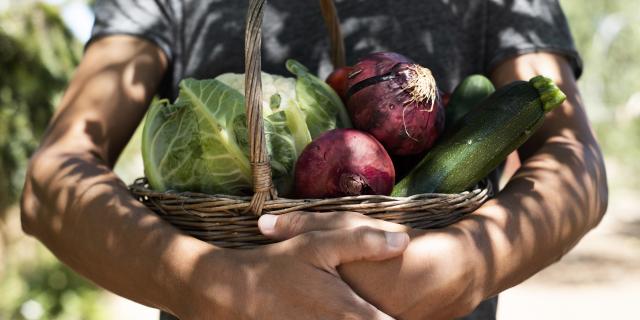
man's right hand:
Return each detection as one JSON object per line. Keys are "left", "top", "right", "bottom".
{"left": 184, "top": 227, "right": 408, "bottom": 320}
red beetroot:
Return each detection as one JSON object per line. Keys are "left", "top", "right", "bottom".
{"left": 294, "top": 128, "right": 395, "bottom": 198}
{"left": 346, "top": 52, "right": 445, "bottom": 156}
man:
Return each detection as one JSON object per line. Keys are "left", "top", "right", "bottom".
{"left": 20, "top": 0, "right": 607, "bottom": 319}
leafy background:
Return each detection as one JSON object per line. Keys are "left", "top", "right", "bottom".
{"left": 0, "top": 0, "right": 638, "bottom": 319}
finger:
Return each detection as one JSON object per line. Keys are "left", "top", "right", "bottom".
{"left": 258, "top": 211, "right": 409, "bottom": 240}
{"left": 299, "top": 226, "right": 409, "bottom": 268}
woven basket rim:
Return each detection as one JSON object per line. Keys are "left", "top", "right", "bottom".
{"left": 130, "top": 177, "right": 492, "bottom": 201}
{"left": 129, "top": 177, "right": 493, "bottom": 248}
{"left": 129, "top": 177, "right": 493, "bottom": 215}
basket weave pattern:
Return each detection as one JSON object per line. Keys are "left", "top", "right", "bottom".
{"left": 130, "top": 178, "right": 492, "bottom": 248}
{"left": 129, "top": 0, "right": 493, "bottom": 249}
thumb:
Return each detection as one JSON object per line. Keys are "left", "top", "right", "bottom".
{"left": 258, "top": 211, "right": 409, "bottom": 240}
{"left": 301, "top": 227, "right": 409, "bottom": 269}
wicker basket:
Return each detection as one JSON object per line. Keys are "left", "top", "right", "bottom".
{"left": 129, "top": 0, "right": 493, "bottom": 249}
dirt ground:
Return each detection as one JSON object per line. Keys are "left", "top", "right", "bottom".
{"left": 497, "top": 187, "right": 640, "bottom": 319}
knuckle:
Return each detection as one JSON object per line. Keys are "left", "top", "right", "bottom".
{"left": 299, "top": 230, "right": 323, "bottom": 248}
{"left": 352, "top": 226, "right": 384, "bottom": 251}
{"left": 280, "top": 211, "right": 305, "bottom": 237}
{"left": 298, "top": 230, "right": 332, "bottom": 265}
{"left": 337, "top": 211, "right": 362, "bottom": 228}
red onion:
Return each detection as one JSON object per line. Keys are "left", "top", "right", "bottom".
{"left": 294, "top": 128, "right": 395, "bottom": 198}
{"left": 346, "top": 52, "right": 445, "bottom": 155}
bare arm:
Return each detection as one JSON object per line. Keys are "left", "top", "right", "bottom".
{"left": 21, "top": 35, "right": 411, "bottom": 320}
{"left": 466, "top": 52, "right": 608, "bottom": 297}
{"left": 262, "top": 52, "right": 608, "bottom": 319}
{"left": 20, "top": 35, "right": 203, "bottom": 316}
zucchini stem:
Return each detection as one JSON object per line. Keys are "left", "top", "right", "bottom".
{"left": 530, "top": 75, "right": 567, "bottom": 113}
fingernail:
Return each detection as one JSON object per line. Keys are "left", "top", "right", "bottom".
{"left": 385, "top": 232, "right": 408, "bottom": 249}
{"left": 258, "top": 214, "right": 278, "bottom": 235}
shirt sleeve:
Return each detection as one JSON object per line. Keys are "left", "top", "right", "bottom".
{"left": 88, "top": 0, "right": 175, "bottom": 62}
{"left": 484, "top": 0, "right": 583, "bottom": 79}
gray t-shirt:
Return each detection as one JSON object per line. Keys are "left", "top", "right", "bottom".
{"left": 90, "top": 1, "right": 580, "bottom": 319}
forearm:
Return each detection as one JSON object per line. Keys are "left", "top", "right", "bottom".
{"left": 335, "top": 129, "right": 606, "bottom": 319}
{"left": 19, "top": 35, "right": 228, "bottom": 317}
{"left": 466, "top": 53, "right": 608, "bottom": 299}
{"left": 335, "top": 53, "right": 608, "bottom": 319}
{"left": 21, "top": 149, "right": 219, "bottom": 316}
{"left": 458, "top": 124, "right": 607, "bottom": 299}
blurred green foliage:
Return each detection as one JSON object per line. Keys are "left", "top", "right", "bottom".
{"left": 0, "top": 1, "right": 81, "bottom": 215}
{"left": 0, "top": 2, "right": 106, "bottom": 320}
{"left": 561, "top": 0, "right": 640, "bottom": 188}
{"left": 0, "top": 235, "right": 107, "bottom": 320}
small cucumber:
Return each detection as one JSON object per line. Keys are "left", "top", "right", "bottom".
{"left": 445, "top": 74, "right": 495, "bottom": 131}
{"left": 392, "top": 76, "right": 566, "bottom": 195}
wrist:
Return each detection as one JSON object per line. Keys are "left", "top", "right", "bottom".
{"left": 452, "top": 202, "right": 510, "bottom": 308}
{"left": 177, "top": 243, "right": 252, "bottom": 319}
{"left": 160, "top": 237, "right": 230, "bottom": 318}
{"left": 394, "top": 228, "right": 487, "bottom": 319}
{"left": 453, "top": 226, "right": 490, "bottom": 314}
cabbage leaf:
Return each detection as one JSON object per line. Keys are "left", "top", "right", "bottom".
{"left": 285, "top": 59, "right": 352, "bottom": 137}
{"left": 142, "top": 60, "right": 350, "bottom": 195}
{"left": 142, "top": 79, "right": 253, "bottom": 195}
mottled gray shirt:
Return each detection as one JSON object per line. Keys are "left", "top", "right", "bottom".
{"left": 90, "top": 0, "right": 581, "bottom": 319}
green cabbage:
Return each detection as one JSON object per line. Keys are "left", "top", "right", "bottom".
{"left": 141, "top": 59, "right": 351, "bottom": 196}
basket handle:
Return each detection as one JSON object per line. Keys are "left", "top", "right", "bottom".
{"left": 244, "top": 0, "right": 345, "bottom": 215}
{"left": 319, "top": 0, "right": 346, "bottom": 68}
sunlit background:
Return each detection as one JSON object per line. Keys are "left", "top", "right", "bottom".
{"left": 1, "top": 0, "right": 638, "bottom": 319}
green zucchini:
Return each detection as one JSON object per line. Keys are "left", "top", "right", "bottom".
{"left": 444, "top": 74, "right": 495, "bottom": 131}
{"left": 392, "top": 76, "right": 566, "bottom": 196}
